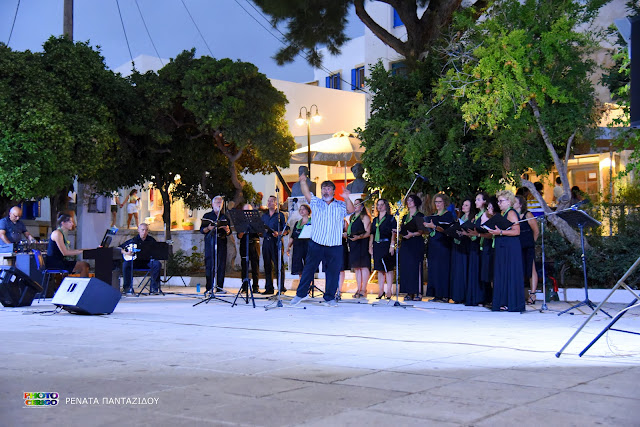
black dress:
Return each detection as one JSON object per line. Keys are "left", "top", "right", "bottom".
{"left": 290, "top": 219, "right": 310, "bottom": 275}
{"left": 465, "top": 213, "right": 485, "bottom": 306}
{"left": 372, "top": 214, "right": 396, "bottom": 272}
{"left": 45, "top": 233, "right": 76, "bottom": 271}
{"left": 399, "top": 212, "right": 425, "bottom": 295}
{"left": 426, "top": 211, "right": 455, "bottom": 299}
{"left": 492, "top": 209, "right": 525, "bottom": 312}
{"left": 347, "top": 214, "right": 371, "bottom": 269}
{"left": 449, "top": 217, "right": 469, "bottom": 304}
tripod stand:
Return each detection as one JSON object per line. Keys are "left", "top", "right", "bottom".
{"left": 228, "top": 208, "right": 263, "bottom": 308}
{"left": 373, "top": 175, "right": 422, "bottom": 309}
{"left": 193, "top": 211, "right": 231, "bottom": 307}
{"left": 556, "top": 208, "right": 610, "bottom": 318}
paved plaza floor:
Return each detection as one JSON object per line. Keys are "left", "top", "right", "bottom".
{"left": 2, "top": 279, "right": 639, "bottom": 426}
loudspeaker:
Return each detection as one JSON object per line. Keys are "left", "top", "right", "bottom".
{"left": 52, "top": 277, "right": 121, "bottom": 315}
{"left": 0, "top": 266, "right": 43, "bottom": 307}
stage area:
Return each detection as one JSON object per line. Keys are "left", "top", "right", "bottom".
{"left": 2, "top": 281, "right": 639, "bottom": 426}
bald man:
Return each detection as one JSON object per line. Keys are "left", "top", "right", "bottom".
{"left": 0, "top": 206, "right": 35, "bottom": 244}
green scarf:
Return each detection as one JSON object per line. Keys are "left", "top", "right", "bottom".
{"left": 374, "top": 215, "right": 386, "bottom": 242}
{"left": 429, "top": 210, "right": 446, "bottom": 238}
{"left": 347, "top": 213, "right": 358, "bottom": 236}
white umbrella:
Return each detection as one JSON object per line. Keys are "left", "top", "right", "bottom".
{"left": 290, "top": 131, "right": 364, "bottom": 167}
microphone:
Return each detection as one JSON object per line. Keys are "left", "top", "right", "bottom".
{"left": 414, "top": 172, "right": 428, "bottom": 182}
{"left": 570, "top": 199, "right": 589, "bottom": 209}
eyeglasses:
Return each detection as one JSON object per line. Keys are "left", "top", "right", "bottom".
{"left": 498, "top": 199, "right": 509, "bottom": 203}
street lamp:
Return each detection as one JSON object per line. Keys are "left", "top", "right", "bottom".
{"left": 296, "top": 105, "right": 321, "bottom": 178}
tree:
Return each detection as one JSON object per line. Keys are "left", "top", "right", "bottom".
{"left": 254, "top": 0, "right": 490, "bottom": 67}
{"left": 436, "top": 0, "right": 610, "bottom": 247}
{"left": 0, "top": 37, "right": 133, "bottom": 225}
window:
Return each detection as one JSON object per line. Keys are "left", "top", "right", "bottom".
{"left": 391, "top": 62, "right": 408, "bottom": 77}
{"left": 351, "top": 66, "right": 365, "bottom": 90}
{"left": 325, "top": 73, "right": 341, "bottom": 90}
{"left": 570, "top": 166, "right": 599, "bottom": 201}
{"left": 393, "top": 9, "right": 404, "bottom": 27}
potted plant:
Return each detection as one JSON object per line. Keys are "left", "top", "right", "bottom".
{"left": 171, "top": 220, "right": 178, "bottom": 229}
{"left": 182, "top": 221, "right": 194, "bottom": 230}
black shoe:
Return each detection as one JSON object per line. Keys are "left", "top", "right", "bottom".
{"left": 376, "top": 292, "right": 386, "bottom": 300}
{"left": 252, "top": 287, "right": 259, "bottom": 293}
{"left": 261, "top": 289, "right": 275, "bottom": 295}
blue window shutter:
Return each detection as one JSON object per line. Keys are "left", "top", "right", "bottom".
{"left": 393, "top": 9, "right": 403, "bottom": 27}
{"left": 336, "top": 72, "right": 341, "bottom": 90}
{"left": 326, "top": 76, "right": 331, "bottom": 88}
{"left": 351, "top": 68, "right": 357, "bottom": 90}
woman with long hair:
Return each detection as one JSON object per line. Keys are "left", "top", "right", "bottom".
{"left": 487, "top": 190, "right": 525, "bottom": 312}
{"left": 124, "top": 189, "right": 140, "bottom": 229}
{"left": 514, "top": 195, "right": 539, "bottom": 304}
{"left": 399, "top": 194, "right": 425, "bottom": 301}
{"left": 347, "top": 199, "right": 372, "bottom": 298}
{"left": 463, "top": 192, "right": 488, "bottom": 306}
{"left": 424, "top": 193, "right": 455, "bottom": 302}
{"left": 450, "top": 198, "right": 476, "bottom": 304}
{"left": 369, "top": 199, "right": 396, "bottom": 299}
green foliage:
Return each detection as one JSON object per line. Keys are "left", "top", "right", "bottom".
{"left": 0, "top": 37, "right": 130, "bottom": 200}
{"left": 166, "top": 246, "right": 205, "bottom": 276}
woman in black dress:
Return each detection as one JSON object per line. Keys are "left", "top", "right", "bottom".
{"left": 487, "top": 190, "right": 525, "bottom": 312}
{"left": 450, "top": 198, "right": 475, "bottom": 304}
{"left": 424, "top": 194, "right": 455, "bottom": 302}
{"left": 399, "top": 195, "right": 425, "bottom": 301}
{"left": 369, "top": 199, "right": 396, "bottom": 299}
{"left": 463, "top": 192, "right": 489, "bottom": 306}
{"left": 514, "top": 195, "right": 539, "bottom": 304}
{"left": 287, "top": 204, "right": 312, "bottom": 278}
{"left": 347, "top": 199, "right": 371, "bottom": 298}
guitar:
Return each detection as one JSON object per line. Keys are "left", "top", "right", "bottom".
{"left": 122, "top": 243, "right": 140, "bottom": 261}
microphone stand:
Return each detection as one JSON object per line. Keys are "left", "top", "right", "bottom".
{"left": 373, "top": 175, "right": 421, "bottom": 309}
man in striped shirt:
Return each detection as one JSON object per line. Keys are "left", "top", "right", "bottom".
{"left": 290, "top": 172, "right": 355, "bottom": 306}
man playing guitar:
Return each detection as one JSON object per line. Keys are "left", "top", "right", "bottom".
{"left": 119, "top": 223, "right": 162, "bottom": 295}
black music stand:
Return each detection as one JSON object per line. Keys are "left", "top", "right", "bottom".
{"left": 556, "top": 209, "right": 610, "bottom": 317}
{"left": 228, "top": 209, "right": 263, "bottom": 308}
{"left": 135, "top": 242, "right": 169, "bottom": 296}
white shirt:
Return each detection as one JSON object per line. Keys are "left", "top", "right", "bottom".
{"left": 309, "top": 195, "right": 347, "bottom": 246}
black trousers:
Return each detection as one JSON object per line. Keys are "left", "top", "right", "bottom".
{"left": 205, "top": 238, "right": 227, "bottom": 291}
{"left": 240, "top": 239, "right": 260, "bottom": 291}
{"left": 262, "top": 237, "right": 285, "bottom": 292}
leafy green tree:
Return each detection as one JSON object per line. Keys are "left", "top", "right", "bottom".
{"left": 0, "top": 37, "right": 134, "bottom": 224}
{"left": 254, "top": 0, "right": 490, "bottom": 67}
{"left": 436, "top": 0, "right": 609, "bottom": 247}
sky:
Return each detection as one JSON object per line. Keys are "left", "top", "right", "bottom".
{"left": 0, "top": 0, "right": 364, "bottom": 82}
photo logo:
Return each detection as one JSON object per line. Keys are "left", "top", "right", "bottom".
{"left": 24, "top": 392, "right": 59, "bottom": 407}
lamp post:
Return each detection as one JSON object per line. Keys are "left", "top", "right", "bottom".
{"left": 296, "top": 105, "right": 321, "bottom": 178}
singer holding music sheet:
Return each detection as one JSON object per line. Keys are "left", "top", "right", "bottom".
{"left": 200, "top": 196, "right": 231, "bottom": 294}
{"left": 424, "top": 194, "right": 455, "bottom": 302}
{"left": 261, "top": 195, "right": 289, "bottom": 295}
{"left": 290, "top": 173, "right": 355, "bottom": 307}
{"left": 120, "top": 223, "right": 161, "bottom": 294}
{"left": 486, "top": 190, "right": 525, "bottom": 312}
{"left": 398, "top": 195, "right": 425, "bottom": 301}
{"left": 370, "top": 199, "right": 396, "bottom": 299}
{"left": 347, "top": 199, "right": 371, "bottom": 299}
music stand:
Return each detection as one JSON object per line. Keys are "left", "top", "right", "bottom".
{"left": 555, "top": 209, "right": 611, "bottom": 317}
{"left": 135, "top": 242, "right": 169, "bottom": 296}
{"left": 227, "top": 209, "right": 263, "bottom": 308}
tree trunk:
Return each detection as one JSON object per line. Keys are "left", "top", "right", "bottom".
{"left": 159, "top": 185, "right": 172, "bottom": 242}
{"left": 228, "top": 158, "right": 243, "bottom": 207}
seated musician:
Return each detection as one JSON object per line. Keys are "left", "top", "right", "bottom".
{"left": 0, "top": 206, "right": 36, "bottom": 244}
{"left": 46, "top": 214, "right": 90, "bottom": 276}
{"left": 119, "top": 223, "right": 161, "bottom": 295}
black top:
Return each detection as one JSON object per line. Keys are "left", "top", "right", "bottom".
{"left": 119, "top": 234, "right": 158, "bottom": 261}
{"left": 200, "top": 210, "right": 230, "bottom": 239}
{"left": 518, "top": 210, "right": 535, "bottom": 248}
{"left": 261, "top": 211, "right": 288, "bottom": 241}
{"left": 372, "top": 214, "right": 396, "bottom": 241}
{"left": 347, "top": 214, "right": 366, "bottom": 238}
{"left": 400, "top": 212, "right": 425, "bottom": 236}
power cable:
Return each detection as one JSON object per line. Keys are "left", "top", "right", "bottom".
{"left": 115, "top": 0, "right": 135, "bottom": 69}
{"left": 134, "top": 0, "right": 164, "bottom": 66}
{"left": 180, "top": 0, "right": 214, "bottom": 57}
{"left": 6, "top": 0, "right": 21, "bottom": 47}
